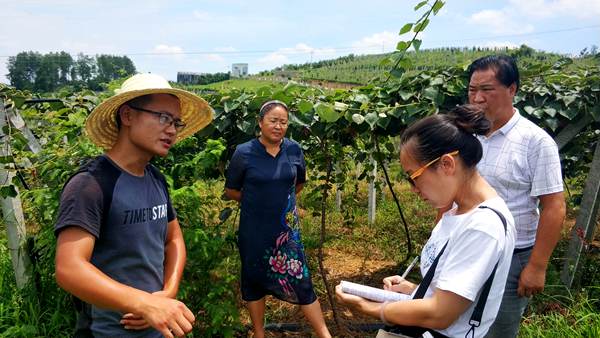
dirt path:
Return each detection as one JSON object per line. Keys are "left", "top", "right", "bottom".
{"left": 237, "top": 248, "right": 402, "bottom": 337}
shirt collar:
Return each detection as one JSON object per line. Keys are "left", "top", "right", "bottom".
{"left": 491, "top": 108, "right": 520, "bottom": 137}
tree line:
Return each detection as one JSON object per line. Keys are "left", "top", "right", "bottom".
{"left": 6, "top": 51, "right": 136, "bottom": 92}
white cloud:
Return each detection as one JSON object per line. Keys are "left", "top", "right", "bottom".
{"left": 509, "top": 0, "right": 600, "bottom": 19}
{"left": 150, "top": 44, "right": 185, "bottom": 62}
{"left": 482, "top": 41, "right": 520, "bottom": 49}
{"left": 253, "top": 43, "right": 337, "bottom": 71}
{"left": 153, "top": 44, "right": 183, "bottom": 54}
{"left": 351, "top": 31, "right": 398, "bottom": 53}
{"left": 192, "top": 10, "right": 211, "bottom": 21}
{"left": 214, "top": 46, "right": 237, "bottom": 52}
{"left": 205, "top": 53, "right": 224, "bottom": 62}
{"left": 469, "top": 9, "right": 534, "bottom": 35}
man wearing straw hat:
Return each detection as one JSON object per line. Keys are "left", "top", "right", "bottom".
{"left": 54, "top": 73, "right": 213, "bottom": 338}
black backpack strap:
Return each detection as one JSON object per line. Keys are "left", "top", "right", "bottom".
{"left": 413, "top": 241, "right": 448, "bottom": 299}
{"left": 465, "top": 206, "right": 508, "bottom": 338}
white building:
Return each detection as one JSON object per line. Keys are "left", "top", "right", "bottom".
{"left": 231, "top": 63, "right": 248, "bottom": 78}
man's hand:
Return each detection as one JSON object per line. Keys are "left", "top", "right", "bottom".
{"left": 136, "top": 293, "right": 195, "bottom": 338}
{"left": 382, "top": 275, "right": 417, "bottom": 295}
{"left": 517, "top": 263, "right": 546, "bottom": 297}
{"left": 121, "top": 290, "right": 171, "bottom": 331}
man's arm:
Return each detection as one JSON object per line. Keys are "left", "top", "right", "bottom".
{"left": 518, "top": 191, "right": 566, "bottom": 297}
{"left": 224, "top": 188, "right": 241, "bottom": 202}
{"left": 162, "top": 218, "right": 186, "bottom": 298}
{"left": 55, "top": 227, "right": 195, "bottom": 337}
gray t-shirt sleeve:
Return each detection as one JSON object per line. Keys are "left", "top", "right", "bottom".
{"left": 167, "top": 191, "right": 176, "bottom": 223}
{"left": 55, "top": 172, "right": 104, "bottom": 238}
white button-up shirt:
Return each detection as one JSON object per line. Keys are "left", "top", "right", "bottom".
{"left": 477, "top": 109, "right": 563, "bottom": 248}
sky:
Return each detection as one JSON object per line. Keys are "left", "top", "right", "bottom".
{"left": 1, "top": 0, "right": 599, "bottom": 84}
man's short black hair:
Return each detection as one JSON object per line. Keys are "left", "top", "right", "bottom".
{"left": 467, "top": 55, "right": 520, "bottom": 92}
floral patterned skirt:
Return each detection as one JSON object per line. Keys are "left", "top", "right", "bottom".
{"left": 238, "top": 210, "right": 317, "bottom": 305}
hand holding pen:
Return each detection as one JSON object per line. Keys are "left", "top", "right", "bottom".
{"left": 382, "top": 256, "right": 419, "bottom": 295}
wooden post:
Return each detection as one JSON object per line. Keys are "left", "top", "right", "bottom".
{"left": 0, "top": 100, "right": 32, "bottom": 288}
{"left": 335, "top": 162, "right": 342, "bottom": 211}
{"left": 368, "top": 156, "right": 377, "bottom": 224}
{"left": 554, "top": 115, "right": 593, "bottom": 151}
{"left": 561, "top": 139, "right": 600, "bottom": 288}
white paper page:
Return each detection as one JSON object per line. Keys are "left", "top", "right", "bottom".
{"left": 340, "top": 280, "right": 411, "bottom": 303}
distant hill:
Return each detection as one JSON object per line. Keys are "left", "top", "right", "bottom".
{"left": 264, "top": 45, "right": 594, "bottom": 85}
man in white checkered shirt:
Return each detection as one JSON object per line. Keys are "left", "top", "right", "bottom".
{"left": 467, "top": 55, "right": 566, "bottom": 338}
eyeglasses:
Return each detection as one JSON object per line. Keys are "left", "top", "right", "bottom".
{"left": 265, "top": 118, "right": 288, "bottom": 127}
{"left": 129, "top": 105, "right": 186, "bottom": 131}
{"left": 407, "top": 150, "right": 459, "bottom": 186}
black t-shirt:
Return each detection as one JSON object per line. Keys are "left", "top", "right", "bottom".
{"left": 55, "top": 155, "right": 175, "bottom": 337}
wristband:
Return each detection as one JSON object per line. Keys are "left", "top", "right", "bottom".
{"left": 379, "top": 301, "right": 393, "bottom": 326}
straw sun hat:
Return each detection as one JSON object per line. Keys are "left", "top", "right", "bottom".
{"left": 85, "top": 73, "right": 214, "bottom": 149}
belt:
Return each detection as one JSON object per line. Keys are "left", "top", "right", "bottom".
{"left": 514, "top": 245, "right": 533, "bottom": 254}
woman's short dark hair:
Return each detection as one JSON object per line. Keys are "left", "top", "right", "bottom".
{"left": 467, "top": 55, "right": 520, "bottom": 92}
{"left": 259, "top": 100, "right": 288, "bottom": 119}
{"left": 400, "top": 105, "right": 491, "bottom": 169}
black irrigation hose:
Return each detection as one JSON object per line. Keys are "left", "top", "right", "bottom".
{"left": 262, "top": 322, "right": 384, "bottom": 333}
{"left": 374, "top": 136, "right": 413, "bottom": 256}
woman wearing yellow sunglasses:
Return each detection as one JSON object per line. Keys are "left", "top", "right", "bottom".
{"left": 336, "top": 105, "right": 516, "bottom": 338}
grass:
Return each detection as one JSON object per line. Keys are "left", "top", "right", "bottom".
{"left": 519, "top": 288, "right": 600, "bottom": 337}
{"left": 184, "top": 78, "right": 285, "bottom": 92}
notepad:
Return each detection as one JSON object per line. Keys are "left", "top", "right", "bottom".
{"left": 340, "top": 280, "right": 411, "bottom": 303}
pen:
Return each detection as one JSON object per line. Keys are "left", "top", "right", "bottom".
{"left": 401, "top": 256, "right": 419, "bottom": 279}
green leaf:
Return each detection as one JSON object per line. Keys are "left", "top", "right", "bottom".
{"left": 544, "top": 108, "right": 557, "bottom": 117}
{"left": 396, "top": 41, "right": 409, "bottom": 51}
{"left": 377, "top": 116, "right": 391, "bottom": 129}
{"left": 388, "top": 107, "right": 403, "bottom": 118}
{"left": 289, "top": 111, "right": 310, "bottom": 128}
{"left": 558, "top": 108, "right": 579, "bottom": 120}
{"left": 297, "top": 100, "right": 313, "bottom": 114}
{"left": 544, "top": 118, "right": 559, "bottom": 131}
{"left": 423, "top": 87, "right": 439, "bottom": 101}
{"left": 236, "top": 119, "right": 255, "bottom": 135}
{"left": 414, "top": 0, "right": 428, "bottom": 11}
{"left": 399, "top": 91, "right": 413, "bottom": 101}
{"left": 11, "top": 96, "right": 26, "bottom": 109}
{"left": 413, "top": 19, "right": 430, "bottom": 33}
{"left": 0, "top": 156, "right": 13, "bottom": 164}
{"left": 364, "top": 112, "right": 378, "bottom": 129}
{"left": 430, "top": 76, "right": 443, "bottom": 86}
{"left": 0, "top": 185, "right": 18, "bottom": 198}
{"left": 390, "top": 68, "right": 404, "bottom": 78}
{"left": 379, "top": 57, "right": 392, "bottom": 66}
{"left": 352, "top": 94, "right": 370, "bottom": 104}
{"left": 412, "top": 39, "right": 422, "bottom": 52}
{"left": 315, "top": 102, "right": 339, "bottom": 123}
{"left": 399, "top": 23, "right": 413, "bottom": 35}
{"left": 524, "top": 106, "right": 536, "bottom": 115}
{"left": 561, "top": 95, "right": 576, "bottom": 107}
{"left": 224, "top": 101, "right": 240, "bottom": 113}
{"left": 334, "top": 101, "right": 349, "bottom": 111}
{"left": 432, "top": 1, "right": 445, "bottom": 14}
{"left": 352, "top": 114, "right": 365, "bottom": 124}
